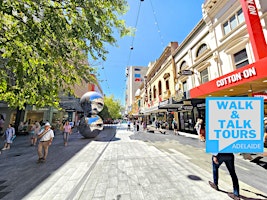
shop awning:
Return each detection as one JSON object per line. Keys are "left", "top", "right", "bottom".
{"left": 143, "top": 105, "right": 167, "bottom": 114}
{"left": 158, "top": 98, "right": 183, "bottom": 110}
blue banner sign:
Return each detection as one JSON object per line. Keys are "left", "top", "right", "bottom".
{"left": 206, "top": 97, "right": 264, "bottom": 153}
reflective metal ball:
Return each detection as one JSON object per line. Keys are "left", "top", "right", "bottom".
{"left": 78, "top": 115, "right": 103, "bottom": 138}
{"left": 80, "top": 91, "right": 104, "bottom": 115}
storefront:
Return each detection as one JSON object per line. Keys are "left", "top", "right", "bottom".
{"left": 190, "top": 59, "right": 267, "bottom": 119}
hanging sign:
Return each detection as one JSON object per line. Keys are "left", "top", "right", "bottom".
{"left": 179, "top": 70, "right": 194, "bottom": 75}
{"left": 206, "top": 97, "right": 264, "bottom": 153}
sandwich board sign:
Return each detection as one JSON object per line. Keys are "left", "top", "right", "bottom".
{"left": 206, "top": 97, "right": 264, "bottom": 153}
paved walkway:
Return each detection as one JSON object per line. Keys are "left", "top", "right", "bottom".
{"left": 0, "top": 125, "right": 266, "bottom": 200}
{"left": 24, "top": 128, "right": 267, "bottom": 199}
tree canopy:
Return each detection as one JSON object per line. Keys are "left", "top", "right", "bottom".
{"left": 99, "top": 95, "right": 123, "bottom": 121}
{"left": 0, "top": 0, "right": 131, "bottom": 109}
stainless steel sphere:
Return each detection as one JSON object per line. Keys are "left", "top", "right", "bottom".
{"left": 78, "top": 115, "right": 103, "bottom": 138}
{"left": 80, "top": 91, "right": 104, "bottom": 115}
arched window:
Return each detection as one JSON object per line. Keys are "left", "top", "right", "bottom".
{"left": 180, "top": 61, "right": 187, "bottom": 70}
{"left": 196, "top": 43, "right": 207, "bottom": 57}
{"left": 153, "top": 86, "right": 157, "bottom": 99}
{"left": 158, "top": 81, "right": 162, "bottom": 96}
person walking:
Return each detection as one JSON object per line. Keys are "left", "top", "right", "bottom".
{"left": 29, "top": 122, "right": 35, "bottom": 146}
{"left": 0, "top": 114, "right": 5, "bottom": 135}
{"left": 33, "top": 121, "right": 41, "bottom": 146}
{"left": 142, "top": 121, "right": 147, "bottom": 131}
{"left": 63, "top": 121, "right": 72, "bottom": 146}
{"left": 194, "top": 118, "right": 201, "bottom": 137}
{"left": 209, "top": 153, "right": 240, "bottom": 200}
{"left": 127, "top": 120, "right": 131, "bottom": 131}
{"left": 172, "top": 118, "right": 179, "bottom": 135}
{"left": 2, "top": 124, "right": 15, "bottom": 150}
{"left": 37, "top": 122, "right": 54, "bottom": 163}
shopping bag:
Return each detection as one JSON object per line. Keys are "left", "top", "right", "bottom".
{"left": 11, "top": 135, "right": 16, "bottom": 141}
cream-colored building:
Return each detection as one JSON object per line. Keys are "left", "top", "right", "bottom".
{"left": 131, "top": 0, "right": 267, "bottom": 134}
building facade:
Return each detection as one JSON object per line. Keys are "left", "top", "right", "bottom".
{"left": 125, "top": 66, "right": 148, "bottom": 116}
{"left": 128, "top": 0, "right": 267, "bottom": 134}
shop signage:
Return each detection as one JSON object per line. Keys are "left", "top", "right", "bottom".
{"left": 240, "top": 0, "right": 267, "bottom": 60}
{"left": 216, "top": 66, "right": 257, "bottom": 88}
{"left": 252, "top": 92, "right": 267, "bottom": 100}
{"left": 182, "top": 105, "right": 193, "bottom": 110}
{"left": 197, "top": 103, "right": 205, "bottom": 108}
{"left": 206, "top": 97, "right": 264, "bottom": 153}
{"left": 179, "top": 70, "right": 194, "bottom": 75}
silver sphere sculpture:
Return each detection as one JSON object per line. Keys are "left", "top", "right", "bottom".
{"left": 78, "top": 91, "right": 104, "bottom": 138}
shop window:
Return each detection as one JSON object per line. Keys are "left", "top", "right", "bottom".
{"left": 234, "top": 49, "right": 249, "bottom": 69}
{"left": 200, "top": 68, "right": 209, "bottom": 83}
{"left": 223, "top": 8, "right": 244, "bottom": 35}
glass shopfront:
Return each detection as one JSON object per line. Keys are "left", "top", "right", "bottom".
{"left": 179, "top": 110, "right": 194, "bottom": 132}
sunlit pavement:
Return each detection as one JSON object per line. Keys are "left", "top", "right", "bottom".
{"left": 0, "top": 124, "right": 266, "bottom": 199}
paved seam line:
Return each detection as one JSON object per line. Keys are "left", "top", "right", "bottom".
{"left": 66, "top": 130, "right": 116, "bottom": 200}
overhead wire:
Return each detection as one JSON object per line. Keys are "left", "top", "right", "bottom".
{"left": 123, "top": 0, "right": 144, "bottom": 107}
{"left": 126, "top": 0, "right": 143, "bottom": 67}
{"left": 149, "top": 0, "right": 165, "bottom": 48}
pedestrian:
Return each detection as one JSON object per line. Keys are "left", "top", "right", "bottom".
{"left": 33, "top": 121, "right": 41, "bottom": 146}
{"left": 195, "top": 118, "right": 205, "bottom": 142}
{"left": 37, "top": 122, "right": 54, "bottom": 163}
{"left": 194, "top": 118, "right": 201, "bottom": 137}
{"left": 142, "top": 121, "right": 147, "bottom": 131}
{"left": 2, "top": 124, "right": 15, "bottom": 150}
{"left": 127, "top": 120, "right": 131, "bottom": 131}
{"left": 136, "top": 121, "right": 140, "bottom": 131}
{"left": 0, "top": 114, "right": 5, "bottom": 135}
{"left": 172, "top": 118, "right": 179, "bottom": 135}
{"left": 63, "top": 121, "right": 72, "bottom": 146}
{"left": 28, "top": 122, "right": 35, "bottom": 146}
{"left": 209, "top": 153, "right": 240, "bottom": 200}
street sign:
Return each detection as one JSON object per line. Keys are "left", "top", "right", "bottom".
{"left": 206, "top": 97, "right": 264, "bottom": 153}
{"left": 179, "top": 70, "right": 194, "bottom": 75}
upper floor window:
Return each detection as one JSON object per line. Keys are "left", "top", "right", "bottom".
{"left": 153, "top": 86, "right": 157, "bottom": 99}
{"left": 196, "top": 44, "right": 207, "bottom": 57}
{"left": 166, "top": 79, "right": 169, "bottom": 90}
{"left": 182, "top": 81, "right": 187, "bottom": 92}
{"left": 223, "top": 8, "right": 245, "bottom": 35}
{"left": 149, "top": 89, "right": 152, "bottom": 102}
{"left": 234, "top": 48, "right": 249, "bottom": 69}
{"left": 158, "top": 81, "right": 162, "bottom": 96}
{"left": 200, "top": 68, "right": 209, "bottom": 84}
{"left": 180, "top": 61, "right": 187, "bottom": 70}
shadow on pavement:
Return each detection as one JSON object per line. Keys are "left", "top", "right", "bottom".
{"left": 0, "top": 127, "right": 116, "bottom": 200}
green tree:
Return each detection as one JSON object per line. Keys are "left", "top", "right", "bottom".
{"left": 0, "top": 0, "right": 131, "bottom": 109}
{"left": 99, "top": 95, "right": 122, "bottom": 121}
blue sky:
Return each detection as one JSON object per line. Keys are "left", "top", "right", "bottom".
{"left": 94, "top": 0, "right": 204, "bottom": 105}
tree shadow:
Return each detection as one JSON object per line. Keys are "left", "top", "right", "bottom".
{"left": 0, "top": 128, "right": 117, "bottom": 199}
